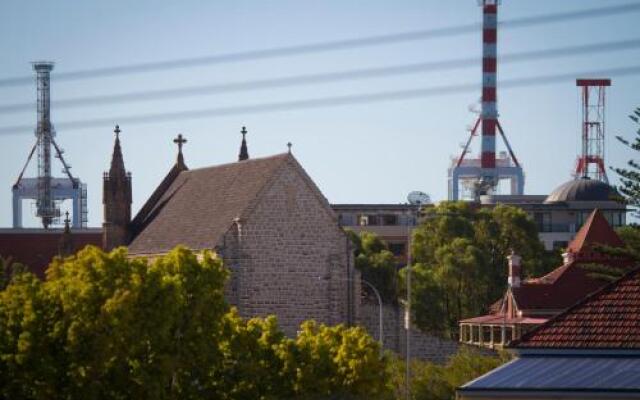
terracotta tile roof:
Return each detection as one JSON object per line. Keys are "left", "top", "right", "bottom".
{"left": 567, "top": 208, "right": 624, "bottom": 254}
{"left": 0, "top": 229, "right": 102, "bottom": 278}
{"left": 512, "top": 260, "right": 617, "bottom": 311}
{"left": 508, "top": 209, "right": 630, "bottom": 312}
{"left": 128, "top": 153, "right": 291, "bottom": 255}
{"left": 513, "top": 267, "right": 640, "bottom": 349}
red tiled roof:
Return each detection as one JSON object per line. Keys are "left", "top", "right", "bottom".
{"left": 512, "top": 260, "right": 621, "bottom": 311}
{"left": 0, "top": 229, "right": 102, "bottom": 278}
{"left": 567, "top": 208, "right": 624, "bottom": 254}
{"left": 513, "top": 267, "right": 640, "bottom": 349}
{"left": 509, "top": 209, "right": 631, "bottom": 311}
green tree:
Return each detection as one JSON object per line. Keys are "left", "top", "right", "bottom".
{"left": 214, "top": 311, "right": 294, "bottom": 400}
{"left": 388, "top": 347, "right": 509, "bottom": 400}
{"left": 288, "top": 320, "right": 392, "bottom": 399}
{"left": 410, "top": 202, "right": 555, "bottom": 338}
{"left": 1, "top": 246, "right": 229, "bottom": 399}
{"left": 1, "top": 246, "right": 392, "bottom": 400}
{"left": 613, "top": 107, "right": 640, "bottom": 216}
{"left": 348, "top": 230, "right": 399, "bottom": 302}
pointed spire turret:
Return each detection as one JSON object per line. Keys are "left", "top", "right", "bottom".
{"left": 103, "top": 125, "right": 132, "bottom": 251}
{"left": 238, "top": 126, "right": 249, "bottom": 161}
{"left": 59, "top": 211, "right": 73, "bottom": 257}
{"left": 109, "top": 125, "right": 127, "bottom": 180}
{"left": 173, "top": 133, "right": 188, "bottom": 169}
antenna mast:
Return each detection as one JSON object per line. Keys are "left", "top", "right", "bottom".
{"left": 12, "top": 62, "right": 88, "bottom": 229}
{"left": 575, "top": 79, "right": 611, "bottom": 183}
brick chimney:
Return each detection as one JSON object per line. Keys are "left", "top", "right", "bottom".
{"left": 507, "top": 251, "right": 521, "bottom": 288}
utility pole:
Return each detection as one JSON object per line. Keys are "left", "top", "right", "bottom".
{"left": 405, "top": 220, "right": 413, "bottom": 400}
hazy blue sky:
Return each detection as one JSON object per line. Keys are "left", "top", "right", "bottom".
{"left": 1, "top": 0, "right": 639, "bottom": 228}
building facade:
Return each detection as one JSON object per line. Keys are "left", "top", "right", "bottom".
{"left": 331, "top": 203, "right": 420, "bottom": 264}
{"left": 103, "top": 129, "right": 357, "bottom": 337}
{"left": 459, "top": 209, "right": 632, "bottom": 349}
{"left": 480, "top": 177, "right": 626, "bottom": 250}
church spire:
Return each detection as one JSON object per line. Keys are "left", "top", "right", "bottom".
{"left": 173, "top": 133, "right": 188, "bottom": 169}
{"left": 109, "top": 125, "right": 127, "bottom": 179}
{"left": 103, "top": 125, "right": 132, "bottom": 251}
{"left": 59, "top": 211, "right": 73, "bottom": 257}
{"left": 239, "top": 126, "right": 249, "bottom": 161}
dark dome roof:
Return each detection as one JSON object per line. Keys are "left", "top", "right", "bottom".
{"left": 545, "top": 178, "right": 618, "bottom": 203}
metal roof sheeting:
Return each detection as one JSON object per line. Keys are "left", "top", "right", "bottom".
{"left": 460, "top": 356, "right": 640, "bottom": 392}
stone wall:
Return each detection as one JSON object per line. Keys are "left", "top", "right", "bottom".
{"left": 221, "top": 158, "right": 356, "bottom": 337}
{"left": 358, "top": 297, "right": 462, "bottom": 364}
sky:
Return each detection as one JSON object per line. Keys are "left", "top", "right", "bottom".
{"left": 0, "top": 0, "right": 639, "bottom": 228}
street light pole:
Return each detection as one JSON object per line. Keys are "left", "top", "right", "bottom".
{"left": 405, "top": 207, "right": 416, "bottom": 400}
{"left": 318, "top": 276, "right": 384, "bottom": 349}
{"left": 360, "top": 279, "right": 384, "bottom": 348}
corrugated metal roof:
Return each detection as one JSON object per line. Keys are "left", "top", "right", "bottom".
{"left": 460, "top": 356, "right": 640, "bottom": 392}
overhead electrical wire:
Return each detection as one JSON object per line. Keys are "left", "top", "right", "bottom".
{"left": 0, "top": 38, "right": 638, "bottom": 114}
{"left": 0, "top": 2, "right": 638, "bottom": 87}
{"left": 0, "top": 65, "right": 639, "bottom": 136}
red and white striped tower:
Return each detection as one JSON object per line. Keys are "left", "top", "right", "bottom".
{"left": 448, "top": 0, "right": 523, "bottom": 200}
{"left": 480, "top": 0, "right": 498, "bottom": 183}
{"left": 574, "top": 79, "right": 611, "bottom": 183}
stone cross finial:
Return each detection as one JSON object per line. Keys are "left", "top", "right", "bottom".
{"left": 174, "top": 133, "right": 187, "bottom": 153}
{"left": 287, "top": 142, "right": 292, "bottom": 154}
{"left": 173, "top": 133, "right": 188, "bottom": 168}
{"left": 114, "top": 124, "right": 121, "bottom": 138}
{"left": 241, "top": 126, "right": 247, "bottom": 138}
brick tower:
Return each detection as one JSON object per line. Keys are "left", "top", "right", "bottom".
{"left": 103, "top": 125, "right": 132, "bottom": 250}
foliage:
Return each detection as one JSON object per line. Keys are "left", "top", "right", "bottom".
{"left": 613, "top": 107, "right": 640, "bottom": 217}
{"left": 409, "top": 202, "right": 557, "bottom": 338}
{"left": 0, "top": 246, "right": 390, "bottom": 400}
{"left": 615, "top": 224, "right": 640, "bottom": 261}
{"left": 579, "top": 262, "right": 627, "bottom": 283}
{"left": 348, "top": 230, "right": 399, "bottom": 303}
{"left": 0, "top": 255, "right": 27, "bottom": 290}
{"left": 388, "top": 346, "right": 509, "bottom": 400}
{"left": 288, "top": 320, "right": 392, "bottom": 399}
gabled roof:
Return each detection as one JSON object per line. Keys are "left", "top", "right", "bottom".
{"left": 128, "top": 153, "right": 294, "bottom": 255}
{"left": 568, "top": 208, "right": 624, "bottom": 254}
{"left": 513, "top": 267, "right": 640, "bottom": 349}
{"left": 0, "top": 229, "right": 102, "bottom": 278}
{"left": 509, "top": 209, "right": 629, "bottom": 311}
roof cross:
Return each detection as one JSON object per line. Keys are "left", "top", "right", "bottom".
{"left": 174, "top": 133, "right": 187, "bottom": 153}
{"left": 114, "top": 124, "right": 121, "bottom": 138}
{"left": 173, "top": 133, "right": 188, "bottom": 168}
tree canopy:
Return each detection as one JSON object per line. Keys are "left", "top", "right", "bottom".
{"left": 348, "top": 230, "right": 399, "bottom": 303}
{"left": 0, "top": 246, "right": 391, "bottom": 400}
{"left": 613, "top": 106, "right": 640, "bottom": 217}
{"left": 408, "top": 202, "right": 557, "bottom": 339}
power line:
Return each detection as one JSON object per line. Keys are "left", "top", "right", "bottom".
{"left": 1, "top": 38, "right": 639, "bottom": 114}
{"left": 0, "top": 2, "right": 638, "bottom": 88}
{"left": 1, "top": 65, "right": 639, "bottom": 136}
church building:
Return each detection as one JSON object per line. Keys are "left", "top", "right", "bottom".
{"left": 102, "top": 126, "right": 357, "bottom": 336}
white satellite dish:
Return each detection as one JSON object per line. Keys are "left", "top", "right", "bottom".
{"left": 407, "top": 191, "right": 431, "bottom": 205}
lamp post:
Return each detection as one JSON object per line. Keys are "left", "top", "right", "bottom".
{"left": 319, "top": 275, "right": 384, "bottom": 349}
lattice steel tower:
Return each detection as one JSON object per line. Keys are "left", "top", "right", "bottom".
{"left": 12, "top": 62, "right": 87, "bottom": 229}
{"left": 448, "top": 0, "right": 524, "bottom": 201}
{"left": 574, "top": 79, "right": 611, "bottom": 183}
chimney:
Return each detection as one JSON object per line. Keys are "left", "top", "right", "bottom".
{"left": 562, "top": 250, "right": 575, "bottom": 264}
{"left": 507, "top": 250, "right": 521, "bottom": 288}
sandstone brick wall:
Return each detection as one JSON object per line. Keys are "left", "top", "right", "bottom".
{"left": 221, "top": 159, "right": 355, "bottom": 336}
{"left": 358, "top": 297, "right": 461, "bottom": 363}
